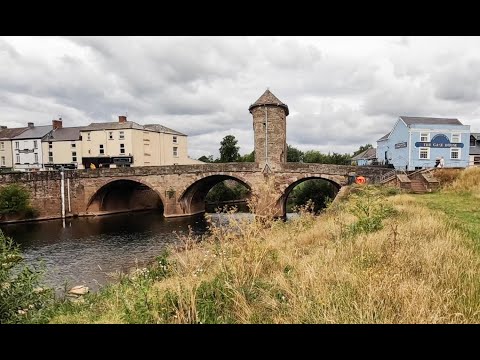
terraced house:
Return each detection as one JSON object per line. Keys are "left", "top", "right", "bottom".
{"left": 42, "top": 119, "right": 83, "bottom": 170}
{"left": 0, "top": 126, "right": 28, "bottom": 170}
{"left": 79, "top": 115, "right": 201, "bottom": 168}
{"left": 11, "top": 122, "right": 53, "bottom": 171}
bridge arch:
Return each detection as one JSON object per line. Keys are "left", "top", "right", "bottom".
{"left": 86, "top": 178, "right": 165, "bottom": 215}
{"left": 276, "top": 175, "right": 342, "bottom": 218}
{"left": 178, "top": 174, "right": 253, "bottom": 216}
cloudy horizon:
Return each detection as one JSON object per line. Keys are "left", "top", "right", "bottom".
{"left": 1, "top": 36, "right": 480, "bottom": 159}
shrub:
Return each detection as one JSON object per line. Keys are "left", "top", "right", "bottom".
{"left": 0, "top": 185, "right": 30, "bottom": 215}
{"left": 0, "top": 230, "right": 53, "bottom": 323}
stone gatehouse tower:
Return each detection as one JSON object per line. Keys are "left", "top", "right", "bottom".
{"left": 249, "top": 89, "right": 289, "bottom": 172}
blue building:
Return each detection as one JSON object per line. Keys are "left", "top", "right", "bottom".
{"left": 377, "top": 116, "right": 470, "bottom": 171}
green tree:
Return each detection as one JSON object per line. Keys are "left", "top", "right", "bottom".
{"left": 219, "top": 135, "right": 240, "bottom": 163}
{"left": 287, "top": 144, "right": 304, "bottom": 162}
{"left": 0, "top": 185, "right": 31, "bottom": 216}
{"left": 0, "top": 230, "right": 53, "bottom": 323}
{"left": 288, "top": 180, "right": 336, "bottom": 213}
{"left": 352, "top": 144, "right": 373, "bottom": 157}
{"left": 239, "top": 150, "right": 255, "bottom": 162}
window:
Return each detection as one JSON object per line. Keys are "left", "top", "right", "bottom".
{"left": 173, "top": 146, "right": 178, "bottom": 157}
{"left": 419, "top": 148, "right": 429, "bottom": 159}
{"left": 34, "top": 153, "right": 38, "bottom": 163}
{"left": 472, "top": 136, "right": 477, "bottom": 147}
{"left": 420, "top": 133, "right": 429, "bottom": 142}
{"left": 119, "top": 131, "right": 125, "bottom": 140}
{"left": 72, "top": 151, "right": 77, "bottom": 162}
{"left": 16, "top": 155, "right": 20, "bottom": 164}
{"left": 109, "top": 131, "right": 113, "bottom": 140}
{"left": 71, "top": 142, "right": 76, "bottom": 148}
{"left": 87, "top": 132, "right": 91, "bottom": 141}
{"left": 120, "top": 144, "right": 125, "bottom": 154}
{"left": 48, "top": 151, "right": 53, "bottom": 162}
{"left": 99, "top": 144, "right": 104, "bottom": 155}
{"left": 49, "top": 141, "right": 52, "bottom": 149}
{"left": 450, "top": 148, "right": 460, "bottom": 160}
{"left": 173, "top": 136, "right": 178, "bottom": 143}
{"left": 34, "top": 140, "right": 37, "bottom": 149}
{"left": 15, "top": 141, "right": 19, "bottom": 149}
{"left": 451, "top": 134, "right": 460, "bottom": 143}
{"left": 474, "top": 156, "right": 480, "bottom": 165}
{"left": 0, "top": 142, "right": 4, "bottom": 150}
{"left": 1, "top": 156, "right": 5, "bottom": 166}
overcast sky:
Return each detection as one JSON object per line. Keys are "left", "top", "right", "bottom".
{"left": 1, "top": 36, "right": 480, "bottom": 159}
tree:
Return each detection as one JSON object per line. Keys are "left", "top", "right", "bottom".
{"left": 239, "top": 150, "right": 255, "bottom": 162}
{"left": 353, "top": 144, "right": 373, "bottom": 157}
{"left": 287, "top": 144, "right": 304, "bottom": 162}
{"left": 198, "top": 155, "right": 215, "bottom": 163}
{"left": 288, "top": 180, "right": 336, "bottom": 213}
{"left": 219, "top": 135, "right": 240, "bottom": 163}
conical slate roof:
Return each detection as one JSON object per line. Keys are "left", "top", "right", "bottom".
{"left": 249, "top": 89, "right": 289, "bottom": 115}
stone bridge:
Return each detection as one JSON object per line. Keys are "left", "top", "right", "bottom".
{"left": 0, "top": 162, "right": 391, "bottom": 220}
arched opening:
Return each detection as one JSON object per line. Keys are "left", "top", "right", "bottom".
{"left": 180, "top": 175, "right": 251, "bottom": 216}
{"left": 280, "top": 177, "right": 341, "bottom": 218}
{"left": 87, "top": 180, "right": 163, "bottom": 215}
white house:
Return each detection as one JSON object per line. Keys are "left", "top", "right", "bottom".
{"left": 11, "top": 122, "right": 53, "bottom": 171}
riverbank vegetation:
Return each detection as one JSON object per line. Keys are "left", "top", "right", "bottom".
{"left": 0, "top": 184, "right": 38, "bottom": 221}
{"left": 34, "top": 168, "right": 480, "bottom": 324}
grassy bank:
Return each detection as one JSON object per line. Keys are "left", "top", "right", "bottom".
{"left": 37, "top": 171, "right": 480, "bottom": 324}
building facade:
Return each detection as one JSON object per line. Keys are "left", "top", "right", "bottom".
{"left": 0, "top": 126, "right": 28, "bottom": 170}
{"left": 11, "top": 123, "right": 53, "bottom": 171}
{"left": 469, "top": 133, "right": 480, "bottom": 166}
{"left": 42, "top": 119, "right": 83, "bottom": 170}
{"left": 351, "top": 147, "right": 377, "bottom": 166}
{"left": 377, "top": 116, "right": 470, "bottom": 171}
{"left": 79, "top": 116, "right": 199, "bottom": 168}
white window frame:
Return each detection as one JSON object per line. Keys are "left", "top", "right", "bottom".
{"left": 99, "top": 144, "right": 104, "bottom": 155}
{"left": 108, "top": 131, "right": 113, "bottom": 140}
{"left": 34, "top": 153, "right": 38, "bottom": 163}
{"left": 173, "top": 146, "right": 178, "bottom": 157}
{"left": 173, "top": 136, "right": 178, "bottom": 144}
{"left": 34, "top": 140, "right": 38, "bottom": 149}
{"left": 16, "top": 155, "right": 20, "bottom": 163}
{"left": 450, "top": 148, "right": 460, "bottom": 160}
{"left": 420, "top": 133, "right": 430, "bottom": 142}
{"left": 119, "top": 131, "right": 125, "bottom": 140}
{"left": 87, "top": 132, "right": 91, "bottom": 141}
{"left": 72, "top": 151, "right": 77, "bottom": 162}
{"left": 120, "top": 143, "right": 125, "bottom": 154}
{"left": 15, "top": 141, "right": 19, "bottom": 149}
{"left": 419, "top": 147, "right": 430, "bottom": 160}
{"left": 1, "top": 156, "right": 5, "bottom": 166}
{"left": 71, "top": 142, "right": 76, "bottom": 148}
{"left": 451, "top": 133, "right": 460, "bottom": 143}
{"left": 0, "top": 142, "right": 4, "bottom": 150}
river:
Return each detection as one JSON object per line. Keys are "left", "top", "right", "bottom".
{"left": 0, "top": 209, "right": 277, "bottom": 293}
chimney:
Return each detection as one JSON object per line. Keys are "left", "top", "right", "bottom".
{"left": 119, "top": 115, "right": 127, "bottom": 123}
{"left": 52, "top": 118, "right": 63, "bottom": 130}
{"left": 28, "top": 122, "right": 34, "bottom": 128}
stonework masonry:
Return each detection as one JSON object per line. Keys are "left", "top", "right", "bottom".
{"left": 0, "top": 163, "right": 392, "bottom": 221}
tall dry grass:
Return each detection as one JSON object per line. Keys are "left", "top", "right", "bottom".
{"left": 449, "top": 167, "right": 480, "bottom": 195}
{"left": 48, "top": 182, "right": 480, "bottom": 324}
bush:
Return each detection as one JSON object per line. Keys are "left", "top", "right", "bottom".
{"left": 0, "top": 230, "right": 53, "bottom": 323}
{"left": 0, "top": 185, "right": 38, "bottom": 220}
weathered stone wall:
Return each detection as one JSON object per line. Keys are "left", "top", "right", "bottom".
{"left": 0, "top": 164, "right": 393, "bottom": 221}
{"left": 252, "top": 106, "right": 287, "bottom": 171}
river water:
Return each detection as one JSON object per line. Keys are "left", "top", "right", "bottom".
{"left": 0, "top": 211, "right": 217, "bottom": 293}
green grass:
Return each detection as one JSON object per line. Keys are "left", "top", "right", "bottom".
{"left": 419, "top": 191, "right": 480, "bottom": 252}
